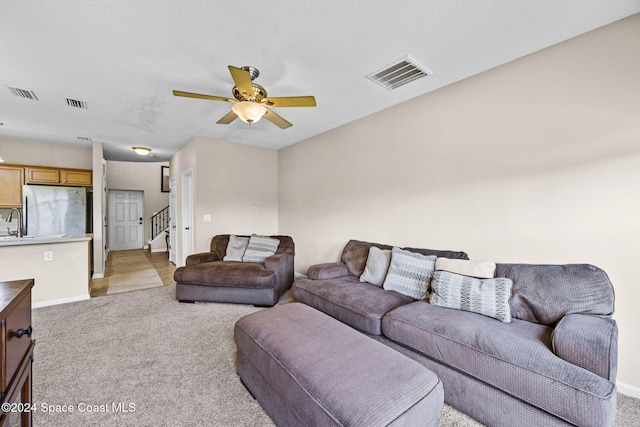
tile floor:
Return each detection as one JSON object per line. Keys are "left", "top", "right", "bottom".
{"left": 90, "top": 249, "right": 176, "bottom": 297}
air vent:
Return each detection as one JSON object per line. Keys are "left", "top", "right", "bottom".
{"left": 8, "top": 87, "right": 38, "bottom": 100}
{"left": 66, "top": 98, "right": 88, "bottom": 109}
{"left": 366, "top": 55, "right": 431, "bottom": 90}
{"left": 76, "top": 136, "right": 92, "bottom": 142}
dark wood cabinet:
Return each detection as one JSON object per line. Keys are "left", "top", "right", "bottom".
{"left": 0, "top": 279, "right": 35, "bottom": 427}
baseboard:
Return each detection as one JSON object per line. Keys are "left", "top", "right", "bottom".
{"left": 92, "top": 273, "right": 104, "bottom": 279}
{"left": 33, "top": 294, "right": 90, "bottom": 309}
{"left": 294, "top": 272, "right": 308, "bottom": 279}
{"left": 617, "top": 381, "right": 640, "bottom": 399}
{"left": 143, "top": 244, "right": 149, "bottom": 250}
{"left": 150, "top": 248, "right": 168, "bottom": 253}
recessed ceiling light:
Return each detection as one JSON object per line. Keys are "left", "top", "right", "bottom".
{"left": 133, "top": 147, "right": 151, "bottom": 156}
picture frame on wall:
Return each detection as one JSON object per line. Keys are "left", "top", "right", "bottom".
{"left": 161, "top": 166, "right": 170, "bottom": 192}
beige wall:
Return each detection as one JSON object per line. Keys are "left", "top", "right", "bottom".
{"left": 278, "top": 15, "right": 640, "bottom": 392}
{"left": 106, "top": 160, "right": 170, "bottom": 245}
{"left": 170, "top": 137, "right": 278, "bottom": 265}
{"left": 0, "top": 137, "right": 92, "bottom": 169}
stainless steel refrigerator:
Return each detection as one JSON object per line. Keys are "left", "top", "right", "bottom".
{"left": 22, "top": 185, "right": 89, "bottom": 236}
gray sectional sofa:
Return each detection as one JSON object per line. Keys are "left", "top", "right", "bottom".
{"left": 292, "top": 239, "right": 618, "bottom": 427}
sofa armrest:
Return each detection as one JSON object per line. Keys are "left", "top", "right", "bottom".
{"left": 307, "top": 262, "right": 350, "bottom": 280}
{"left": 186, "top": 251, "right": 220, "bottom": 266}
{"left": 264, "top": 253, "right": 294, "bottom": 287}
{"left": 552, "top": 313, "right": 618, "bottom": 381}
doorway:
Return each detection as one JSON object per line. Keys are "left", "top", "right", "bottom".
{"left": 169, "top": 177, "right": 177, "bottom": 264}
{"left": 181, "top": 169, "right": 194, "bottom": 265}
{"left": 108, "top": 189, "right": 144, "bottom": 251}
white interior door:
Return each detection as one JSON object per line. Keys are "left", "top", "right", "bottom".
{"left": 181, "top": 169, "right": 194, "bottom": 265}
{"left": 108, "top": 189, "right": 144, "bottom": 251}
{"left": 169, "top": 177, "right": 177, "bottom": 264}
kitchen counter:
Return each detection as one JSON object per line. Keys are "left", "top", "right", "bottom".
{"left": 0, "top": 235, "right": 92, "bottom": 307}
{"left": 0, "top": 233, "right": 92, "bottom": 247}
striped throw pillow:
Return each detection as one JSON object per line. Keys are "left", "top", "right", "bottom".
{"left": 382, "top": 247, "right": 436, "bottom": 299}
{"left": 242, "top": 235, "right": 280, "bottom": 263}
{"left": 430, "top": 270, "right": 513, "bottom": 323}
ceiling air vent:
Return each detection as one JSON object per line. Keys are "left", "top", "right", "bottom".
{"left": 8, "top": 87, "right": 38, "bottom": 100}
{"left": 76, "top": 136, "right": 92, "bottom": 142}
{"left": 366, "top": 55, "right": 431, "bottom": 90}
{"left": 66, "top": 98, "right": 88, "bottom": 109}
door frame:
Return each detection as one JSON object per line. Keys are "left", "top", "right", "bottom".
{"left": 180, "top": 169, "right": 194, "bottom": 265}
{"left": 169, "top": 177, "right": 177, "bottom": 264}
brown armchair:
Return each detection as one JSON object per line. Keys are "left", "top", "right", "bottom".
{"left": 174, "top": 234, "right": 295, "bottom": 306}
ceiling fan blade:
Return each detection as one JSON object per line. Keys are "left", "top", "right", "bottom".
{"left": 216, "top": 111, "right": 238, "bottom": 124}
{"left": 173, "top": 90, "right": 235, "bottom": 103}
{"left": 263, "top": 96, "right": 317, "bottom": 108}
{"left": 263, "top": 108, "right": 293, "bottom": 129}
{"left": 228, "top": 66, "right": 255, "bottom": 99}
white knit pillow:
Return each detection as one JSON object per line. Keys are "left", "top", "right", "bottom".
{"left": 223, "top": 235, "right": 249, "bottom": 262}
{"left": 435, "top": 258, "right": 496, "bottom": 279}
{"left": 382, "top": 247, "right": 436, "bottom": 299}
{"left": 359, "top": 247, "right": 392, "bottom": 286}
{"left": 242, "top": 235, "right": 280, "bottom": 263}
{"left": 430, "top": 271, "right": 513, "bottom": 323}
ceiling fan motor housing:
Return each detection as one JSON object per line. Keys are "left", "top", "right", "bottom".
{"left": 232, "top": 83, "right": 267, "bottom": 102}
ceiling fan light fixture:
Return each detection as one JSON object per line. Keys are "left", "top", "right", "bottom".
{"left": 232, "top": 101, "right": 267, "bottom": 124}
{"left": 133, "top": 146, "right": 152, "bottom": 156}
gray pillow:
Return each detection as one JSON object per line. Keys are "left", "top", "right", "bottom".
{"left": 242, "top": 235, "right": 280, "bottom": 263}
{"left": 359, "top": 247, "right": 392, "bottom": 286}
{"left": 223, "top": 235, "right": 249, "bottom": 262}
{"left": 382, "top": 247, "right": 436, "bottom": 299}
{"left": 430, "top": 270, "right": 513, "bottom": 323}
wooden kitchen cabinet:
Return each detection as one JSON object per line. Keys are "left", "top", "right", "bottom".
{"left": 0, "top": 166, "right": 24, "bottom": 208}
{"left": 24, "top": 166, "right": 92, "bottom": 186}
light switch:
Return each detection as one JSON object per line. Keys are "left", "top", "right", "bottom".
{"left": 203, "top": 214, "right": 212, "bottom": 222}
{"left": 44, "top": 251, "right": 54, "bottom": 261}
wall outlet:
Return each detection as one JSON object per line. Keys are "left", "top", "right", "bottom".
{"left": 44, "top": 251, "right": 54, "bottom": 261}
{"left": 203, "top": 214, "right": 212, "bottom": 222}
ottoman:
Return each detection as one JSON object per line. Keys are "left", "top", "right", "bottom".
{"left": 234, "top": 303, "right": 444, "bottom": 426}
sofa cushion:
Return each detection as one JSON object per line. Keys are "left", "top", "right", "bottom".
{"left": 174, "top": 261, "right": 277, "bottom": 288}
{"left": 292, "top": 277, "right": 414, "bottom": 335}
{"left": 382, "top": 248, "right": 436, "bottom": 299}
{"left": 223, "top": 234, "right": 249, "bottom": 262}
{"left": 242, "top": 235, "right": 280, "bottom": 263}
{"left": 359, "top": 247, "right": 391, "bottom": 286}
{"left": 435, "top": 258, "right": 496, "bottom": 279}
{"left": 495, "top": 263, "right": 615, "bottom": 326}
{"left": 340, "top": 239, "right": 469, "bottom": 278}
{"left": 430, "top": 271, "right": 513, "bottom": 323}
{"left": 382, "top": 301, "right": 616, "bottom": 425}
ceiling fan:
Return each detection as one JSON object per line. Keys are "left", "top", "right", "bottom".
{"left": 173, "top": 66, "right": 316, "bottom": 129}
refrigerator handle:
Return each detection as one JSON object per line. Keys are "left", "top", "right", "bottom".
{"left": 24, "top": 196, "right": 28, "bottom": 236}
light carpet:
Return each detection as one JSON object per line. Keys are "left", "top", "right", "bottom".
{"left": 106, "top": 250, "right": 164, "bottom": 295}
{"left": 31, "top": 286, "right": 640, "bottom": 426}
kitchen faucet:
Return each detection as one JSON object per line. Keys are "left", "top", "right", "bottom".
{"left": 7, "top": 208, "right": 23, "bottom": 237}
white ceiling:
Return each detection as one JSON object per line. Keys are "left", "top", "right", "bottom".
{"left": 1, "top": 1, "right": 639, "bottom": 162}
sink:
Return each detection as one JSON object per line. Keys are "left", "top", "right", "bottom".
{"left": 24, "top": 234, "right": 67, "bottom": 239}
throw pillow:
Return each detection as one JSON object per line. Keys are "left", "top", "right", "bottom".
{"left": 435, "top": 258, "right": 496, "bottom": 279}
{"left": 430, "top": 270, "right": 513, "bottom": 323}
{"left": 223, "top": 235, "right": 249, "bottom": 262}
{"left": 382, "top": 247, "right": 436, "bottom": 299}
{"left": 242, "top": 235, "right": 280, "bottom": 263}
{"left": 359, "top": 247, "right": 392, "bottom": 286}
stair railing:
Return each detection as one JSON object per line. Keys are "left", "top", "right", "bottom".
{"left": 151, "top": 206, "right": 169, "bottom": 240}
